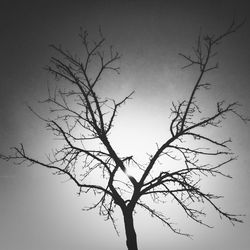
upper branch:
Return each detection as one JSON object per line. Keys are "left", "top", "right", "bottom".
{"left": 177, "top": 19, "right": 246, "bottom": 134}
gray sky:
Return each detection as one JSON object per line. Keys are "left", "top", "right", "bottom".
{"left": 0, "top": 1, "right": 250, "bottom": 249}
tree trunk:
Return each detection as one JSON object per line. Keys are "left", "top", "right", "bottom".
{"left": 122, "top": 209, "right": 138, "bottom": 250}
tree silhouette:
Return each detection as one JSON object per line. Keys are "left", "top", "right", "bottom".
{"left": 1, "top": 20, "right": 248, "bottom": 250}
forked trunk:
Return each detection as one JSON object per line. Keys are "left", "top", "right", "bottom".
{"left": 122, "top": 209, "right": 138, "bottom": 250}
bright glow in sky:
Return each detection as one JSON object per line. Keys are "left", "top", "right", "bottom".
{"left": 1, "top": 1, "right": 250, "bottom": 250}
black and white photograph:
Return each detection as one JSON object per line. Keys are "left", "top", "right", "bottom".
{"left": 1, "top": 1, "right": 250, "bottom": 249}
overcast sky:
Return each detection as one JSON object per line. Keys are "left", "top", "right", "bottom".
{"left": 1, "top": 1, "right": 250, "bottom": 250}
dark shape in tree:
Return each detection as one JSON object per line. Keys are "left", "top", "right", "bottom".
{"left": 1, "top": 20, "right": 248, "bottom": 250}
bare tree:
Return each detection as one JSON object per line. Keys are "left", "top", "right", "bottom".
{"left": 1, "top": 20, "right": 248, "bottom": 250}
